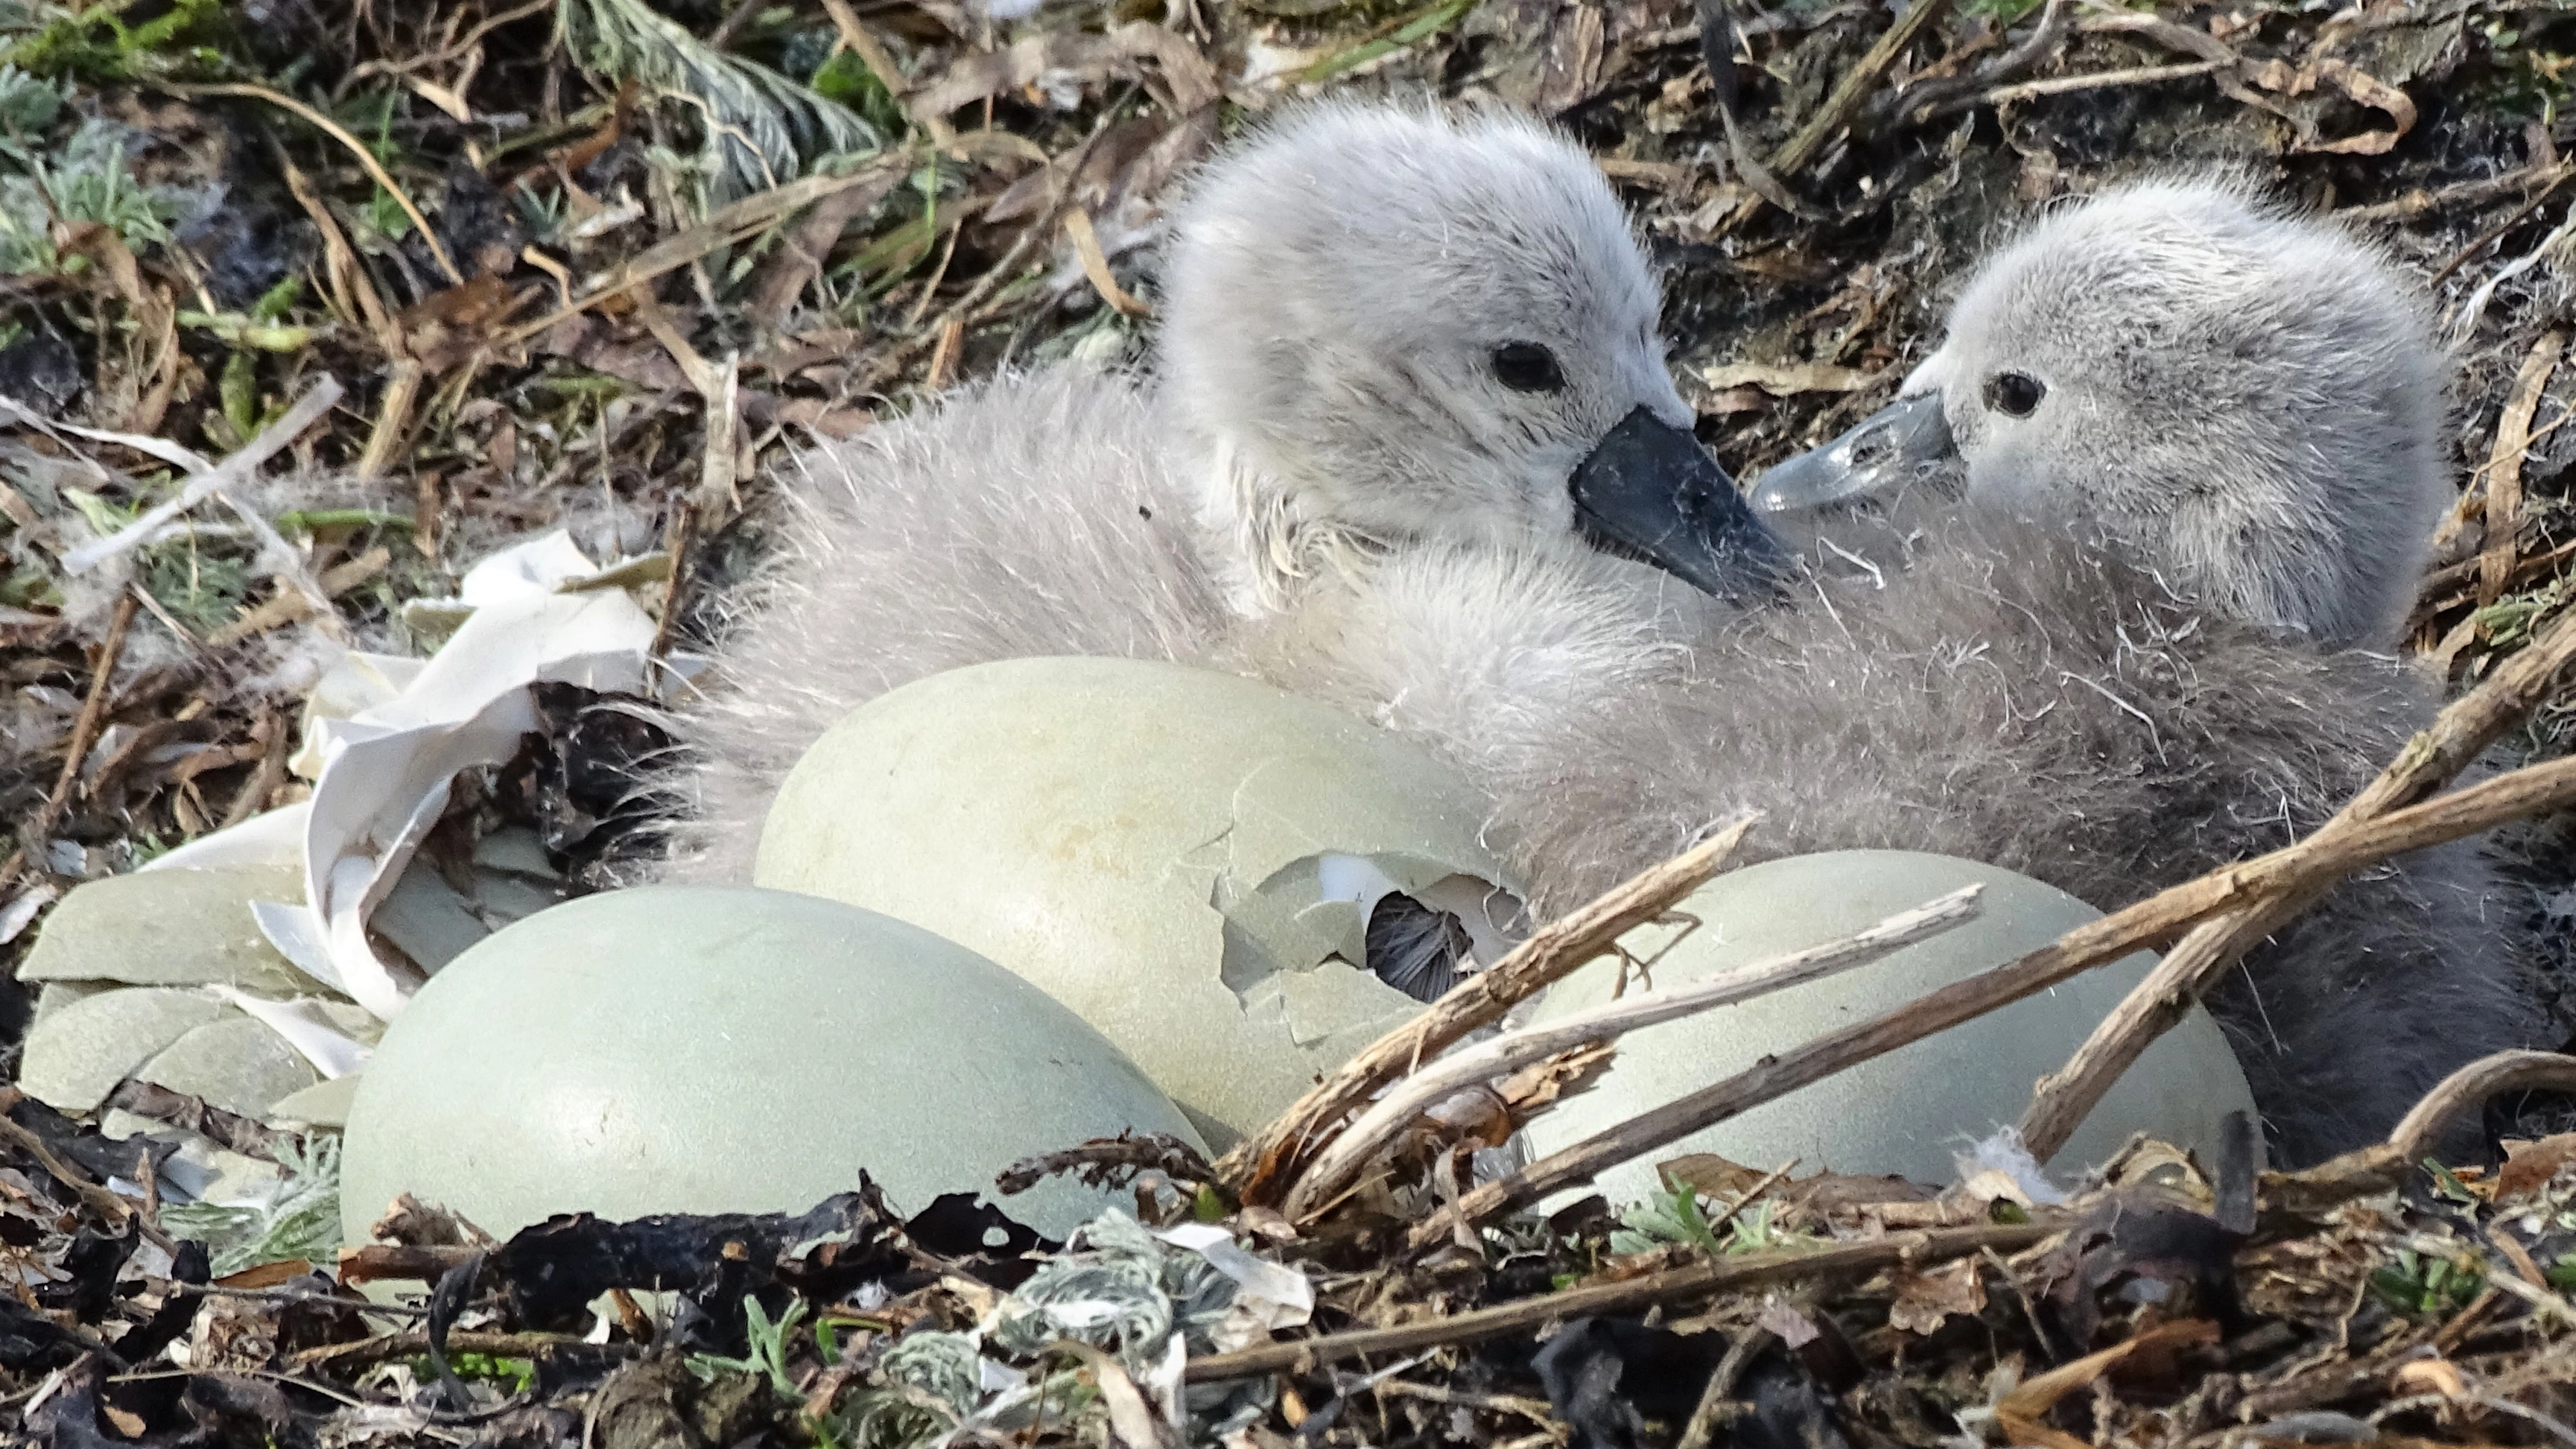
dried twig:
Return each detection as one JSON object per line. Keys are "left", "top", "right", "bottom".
{"left": 0, "top": 1088, "right": 175, "bottom": 1252}
{"left": 1409, "top": 748, "right": 2576, "bottom": 1248}
{"left": 2431, "top": 172, "right": 2576, "bottom": 288}
{"left": 2, "top": 593, "right": 137, "bottom": 887}
{"left": 2017, "top": 600, "right": 2576, "bottom": 1163}
{"left": 54, "top": 377, "right": 345, "bottom": 576}
{"left": 1718, "top": 0, "right": 1951, "bottom": 230}
{"left": 1769, "top": 0, "right": 1951, "bottom": 178}
{"left": 1875, "top": 0, "right": 2069, "bottom": 125}
{"left": 501, "top": 159, "right": 912, "bottom": 346}
{"left": 1220, "top": 817, "right": 1757, "bottom": 1205}
{"left": 1184, "top": 1220, "right": 2052, "bottom": 1382}
{"left": 1278, "top": 885, "right": 1985, "bottom": 1219}
{"left": 1976, "top": 60, "right": 2221, "bottom": 106}
{"left": 2264, "top": 1050, "right": 2576, "bottom": 1215}
{"left": 2481, "top": 329, "right": 2566, "bottom": 606}
{"left": 170, "top": 83, "right": 463, "bottom": 286}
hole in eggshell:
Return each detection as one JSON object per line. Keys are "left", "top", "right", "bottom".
{"left": 1364, "top": 892, "right": 1473, "bottom": 1003}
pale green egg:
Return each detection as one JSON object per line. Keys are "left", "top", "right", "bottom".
{"left": 755, "top": 657, "right": 1529, "bottom": 1149}
{"left": 1523, "top": 850, "right": 2259, "bottom": 1202}
{"left": 340, "top": 886, "right": 1202, "bottom": 1244}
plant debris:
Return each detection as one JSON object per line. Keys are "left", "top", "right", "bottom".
{"left": 13, "top": 0, "right": 2576, "bottom": 1442}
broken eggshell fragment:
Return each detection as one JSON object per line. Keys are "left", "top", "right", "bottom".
{"left": 15, "top": 865, "right": 381, "bottom": 1119}
{"left": 755, "top": 657, "right": 1529, "bottom": 1148}
{"left": 338, "top": 886, "right": 1205, "bottom": 1244}
{"left": 1523, "top": 851, "right": 2258, "bottom": 1204}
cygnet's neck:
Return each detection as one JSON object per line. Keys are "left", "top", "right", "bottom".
{"left": 1175, "top": 414, "right": 1390, "bottom": 619}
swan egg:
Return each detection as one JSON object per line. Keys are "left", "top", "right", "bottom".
{"left": 1523, "top": 850, "right": 2259, "bottom": 1202}
{"left": 755, "top": 657, "right": 1529, "bottom": 1148}
{"left": 339, "top": 886, "right": 1202, "bottom": 1243}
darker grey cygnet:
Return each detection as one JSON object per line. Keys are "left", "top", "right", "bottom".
{"left": 1674, "top": 180, "right": 2536, "bottom": 1162}
{"left": 1256, "top": 178, "right": 2548, "bottom": 1168}
{"left": 1755, "top": 177, "right": 2447, "bottom": 648}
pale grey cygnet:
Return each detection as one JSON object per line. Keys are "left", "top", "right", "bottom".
{"left": 1754, "top": 177, "right": 2448, "bottom": 647}
{"left": 664, "top": 101, "right": 1777, "bottom": 883}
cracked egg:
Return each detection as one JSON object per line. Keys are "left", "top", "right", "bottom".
{"left": 755, "top": 657, "right": 1529, "bottom": 1147}
{"left": 1523, "top": 850, "right": 2259, "bottom": 1202}
{"left": 340, "top": 886, "right": 1202, "bottom": 1243}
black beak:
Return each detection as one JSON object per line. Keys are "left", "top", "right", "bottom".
{"left": 1748, "top": 391, "right": 1955, "bottom": 516}
{"left": 1570, "top": 406, "right": 1789, "bottom": 603}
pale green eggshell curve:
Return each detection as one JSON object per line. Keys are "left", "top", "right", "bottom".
{"left": 1524, "top": 851, "right": 2259, "bottom": 1203}
{"left": 755, "top": 657, "right": 1525, "bottom": 1147}
{"left": 339, "top": 886, "right": 1204, "bottom": 1245}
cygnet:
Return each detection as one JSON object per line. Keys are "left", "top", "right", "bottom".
{"left": 1255, "top": 177, "right": 2542, "bottom": 1165}
{"left": 668, "top": 101, "right": 1781, "bottom": 879}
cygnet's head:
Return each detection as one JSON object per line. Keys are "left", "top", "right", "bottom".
{"left": 1158, "top": 102, "right": 1781, "bottom": 612}
{"left": 1753, "top": 178, "right": 2449, "bottom": 647}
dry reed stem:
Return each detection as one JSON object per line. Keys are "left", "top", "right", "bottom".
{"left": 1407, "top": 749, "right": 2576, "bottom": 1249}
{"left": 1277, "top": 884, "right": 1985, "bottom": 1220}
{"left": 2263, "top": 1050, "right": 2576, "bottom": 1214}
{"left": 1184, "top": 1220, "right": 2052, "bottom": 1382}
{"left": 2017, "top": 602, "right": 2576, "bottom": 1161}
{"left": 1, "top": 592, "right": 138, "bottom": 887}
{"left": 500, "top": 159, "right": 912, "bottom": 346}
{"left": 174, "top": 83, "right": 463, "bottom": 286}
{"left": 1219, "top": 817, "right": 1757, "bottom": 1205}
{"left": 2481, "top": 329, "right": 2566, "bottom": 606}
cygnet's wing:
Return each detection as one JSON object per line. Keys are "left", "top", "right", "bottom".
{"left": 663, "top": 367, "right": 1230, "bottom": 881}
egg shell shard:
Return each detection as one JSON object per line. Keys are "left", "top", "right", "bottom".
{"left": 338, "top": 885, "right": 1206, "bottom": 1245}
{"left": 19, "top": 988, "right": 228, "bottom": 1113}
{"left": 755, "top": 656, "right": 1528, "bottom": 1147}
{"left": 135, "top": 1016, "right": 320, "bottom": 1119}
{"left": 18, "top": 866, "right": 317, "bottom": 995}
{"left": 1523, "top": 850, "right": 2259, "bottom": 1202}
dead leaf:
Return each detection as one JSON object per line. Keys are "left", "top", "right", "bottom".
{"left": 1066, "top": 208, "right": 1153, "bottom": 317}
{"left": 910, "top": 23, "right": 1221, "bottom": 120}
{"left": 2305, "top": 60, "right": 2417, "bottom": 155}
{"left": 1995, "top": 1319, "right": 2219, "bottom": 1448}
{"left": 2246, "top": 57, "right": 2416, "bottom": 155}
{"left": 1757, "top": 1297, "right": 1821, "bottom": 1348}
{"left": 1657, "top": 1153, "right": 1771, "bottom": 1201}
{"left": 2496, "top": 1132, "right": 2576, "bottom": 1202}
{"left": 1497, "top": 1040, "right": 1611, "bottom": 1120}
{"left": 2393, "top": 1357, "right": 2469, "bottom": 1399}
{"left": 1888, "top": 1255, "right": 1988, "bottom": 1335}
{"left": 770, "top": 397, "right": 875, "bottom": 440}
{"left": 1701, "top": 361, "right": 1882, "bottom": 396}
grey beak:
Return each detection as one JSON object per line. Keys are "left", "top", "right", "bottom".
{"left": 1749, "top": 391, "right": 1955, "bottom": 515}
{"left": 1570, "top": 406, "right": 1789, "bottom": 603}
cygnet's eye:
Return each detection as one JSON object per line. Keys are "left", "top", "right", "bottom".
{"left": 1491, "top": 342, "right": 1567, "bottom": 394}
{"left": 1982, "top": 371, "right": 2046, "bottom": 418}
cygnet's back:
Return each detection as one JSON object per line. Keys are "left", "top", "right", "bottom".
{"left": 670, "top": 372, "right": 1231, "bottom": 880}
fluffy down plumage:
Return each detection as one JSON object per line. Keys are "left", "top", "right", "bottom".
{"left": 1246, "top": 517, "right": 2542, "bottom": 1164}
{"left": 660, "top": 121, "right": 2545, "bottom": 1167}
